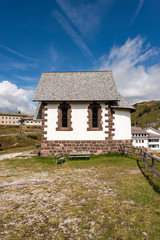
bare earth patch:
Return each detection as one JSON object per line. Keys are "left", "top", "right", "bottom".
{"left": 0, "top": 167, "right": 115, "bottom": 239}
{"left": 127, "top": 169, "right": 141, "bottom": 174}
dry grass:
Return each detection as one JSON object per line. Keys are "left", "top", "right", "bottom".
{"left": 0, "top": 154, "right": 160, "bottom": 239}
{"left": 153, "top": 152, "right": 160, "bottom": 158}
{"left": 0, "top": 126, "right": 41, "bottom": 135}
{"left": 0, "top": 134, "right": 41, "bottom": 156}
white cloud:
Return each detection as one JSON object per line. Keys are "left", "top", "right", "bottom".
{"left": 99, "top": 36, "right": 160, "bottom": 103}
{"left": 0, "top": 81, "right": 36, "bottom": 115}
{"left": 130, "top": 0, "right": 145, "bottom": 24}
{"left": 53, "top": 10, "right": 95, "bottom": 62}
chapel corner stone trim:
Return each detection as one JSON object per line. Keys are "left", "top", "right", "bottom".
{"left": 56, "top": 102, "right": 73, "bottom": 131}
{"left": 105, "top": 102, "right": 115, "bottom": 140}
{"left": 87, "top": 102, "right": 103, "bottom": 131}
{"left": 41, "top": 102, "right": 48, "bottom": 141}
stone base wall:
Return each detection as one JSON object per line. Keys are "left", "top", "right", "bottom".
{"left": 40, "top": 139, "right": 132, "bottom": 156}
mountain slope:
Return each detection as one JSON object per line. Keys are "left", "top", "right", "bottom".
{"left": 131, "top": 101, "right": 160, "bottom": 129}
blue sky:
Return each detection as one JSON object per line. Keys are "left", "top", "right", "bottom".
{"left": 0, "top": 0, "right": 160, "bottom": 114}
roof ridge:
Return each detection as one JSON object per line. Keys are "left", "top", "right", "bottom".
{"left": 42, "top": 70, "right": 112, "bottom": 73}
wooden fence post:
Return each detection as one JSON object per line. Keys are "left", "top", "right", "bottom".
{"left": 123, "top": 146, "right": 125, "bottom": 156}
{"left": 152, "top": 158, "right": 155, "bottom": 176}
{"left": 131, "top": 147, "right": 160, "bottom": 178}
{"left": 144, "top": 152, "right": 147, "bottom": 169}
{"left": 120, "top": 145, "right": 122, "bottom": 155}
{"left": 140, "top": 149, "right": 143, "bottom": 161}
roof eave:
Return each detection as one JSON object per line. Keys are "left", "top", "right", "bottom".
{"left": 112, "top": 106, "right": 135, "bottom": 112}
{"left": 33, "top": 99, "right": 120, "bottom": 102}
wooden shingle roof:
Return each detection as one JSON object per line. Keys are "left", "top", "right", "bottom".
{"left": 33, "top": 71, "right": 135, "bottom": 112}
{"left": 33, "top": 71, "right": 120, "bottom": 101}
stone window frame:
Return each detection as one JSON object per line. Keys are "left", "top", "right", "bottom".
{"left": 56, "top": 102, "right": 73, "bottom": 131}
{"left": 87, "top": 102, "right": 103, "bottom": 131}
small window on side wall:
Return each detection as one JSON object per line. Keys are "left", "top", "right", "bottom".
{"left": 56, "top": 102, "right": 73, "bottom": 131}
{"left": 92, "top": 108, "right": 98, "bottom": 128}
{"left": 87, "top": 102, "right": 103, "bottom": 131}
{"left": 62, "top": 107, "right": 68, "bottom": 127}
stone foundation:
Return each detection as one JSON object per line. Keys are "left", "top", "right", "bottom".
{"left": 40, "top": 139, "right": 132, "bottom": 156}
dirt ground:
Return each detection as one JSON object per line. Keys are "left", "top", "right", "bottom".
{"left": 0, "top": 165, "right": 115, "bottom": 239}
{"left": 0, "top": 155, "right": 159, "bottom": 240}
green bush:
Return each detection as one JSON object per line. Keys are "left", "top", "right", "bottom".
{"left": 27, "top": 135, "right": 38, "bottom": 140}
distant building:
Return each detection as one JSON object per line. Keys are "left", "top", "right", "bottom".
{"left": 0, "top": 112, "right": 42, "bottom": 126}
{"left": 0, "top": 112, "right": 30, "bottom": 126}
{"left": 132, "top": 127, "right": 149, "bottom": 148}
{"left": 145, "top": 127, "right": 160, "bottom": 151}
{"left": 24, "top": 118, "right": 42, "bottom": 126}
{"left": 132, "top": 126, "right": 160, "bottom": 152}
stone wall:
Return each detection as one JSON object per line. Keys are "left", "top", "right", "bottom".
{"left": 41, "top": 139, "right": 132, "bottom": 156}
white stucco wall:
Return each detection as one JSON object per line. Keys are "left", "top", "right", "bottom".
{"left": 44, "top": 102, "right": 108, "bottom": 141}
{"left": 44, "top": 103, "right": 132, "bottom": 141}
{"left": 113, "top": 109, "right": 131, "bottom": 140}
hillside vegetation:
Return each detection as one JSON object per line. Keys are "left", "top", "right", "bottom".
{"left": 131, "top": 100, "right": 160, "bottom": 129}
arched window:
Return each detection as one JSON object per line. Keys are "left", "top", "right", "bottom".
{"left": 92, "top": 108, "right": 98, "bottom": 128}
{"left": 62, "top": 107, "right": 68, "bottom": 127}
{"left": 56, "top": 102, "right": 73, "bottom": 131}
{"left": 87, "top": 102, "right": 103, "bottom": 131}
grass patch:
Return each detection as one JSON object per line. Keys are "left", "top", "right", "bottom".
{"left": 153, "top": 152, "right": 160, "bottom": 158}
{"left": 0, "top": 134, "right": 41, "bottom": 152}
{"left": 0, "top": 125, "right": 41, "bottom": 135}
{"left": 25, "top": 126, "right": 42, "bottom": 132}
{"left": 0, "top": 125, "right": 20, "bottom": 135}
{"left": 0, "top": 125, "right": 41, "bottom": 155}
{"left": 0, "top": 154, "right": 160, "bottom": 239}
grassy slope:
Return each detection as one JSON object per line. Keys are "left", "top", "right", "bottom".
{"left": 0, "top": 126, "right": 20, "bottom": 135}
{"left": 0, "top": 126, "right": 41, "bottom": 154}
{"left": 0, "top": 134, "right": 41, "bottom": 151}
{"left": 0, "top": 125, "right": 41, "bottom": 135}
{"left": 131, "top": 100, "right": 160, "bottom": 129}
{"left": 0, "top": 154, "right": 159, "bottom": 239}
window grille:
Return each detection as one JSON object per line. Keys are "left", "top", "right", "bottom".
{"left": 92, "top": 108, "right": 98, "bottom": 128}
{"left": 62, "top": 107, "right": 68, "bottom": 127}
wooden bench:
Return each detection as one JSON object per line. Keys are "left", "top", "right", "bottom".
{"left": 56, "top": 154, "right": 66, "bottom": 164}
{"left": 69, "top": 151, "right": 90, "bottom": 160}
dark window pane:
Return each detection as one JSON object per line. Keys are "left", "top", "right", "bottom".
{"left": 62, "top": 107, "right": 68, "bottom": 127}
{"left": 92, "top": 108, "right": 98, "bottom": 128}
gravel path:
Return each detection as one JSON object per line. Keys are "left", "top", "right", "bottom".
{"left": 0, "top": 150, "right": 36, "bottom": 161}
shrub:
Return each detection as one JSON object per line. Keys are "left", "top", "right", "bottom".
{"left": 143, "top": 106, "right": 151, "bottom": 113}
{"left": 27, "top": 135, "right": 38, "bottom": 140}
{"left": 138, "top": 112, "right": 143, "bottom": 118}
